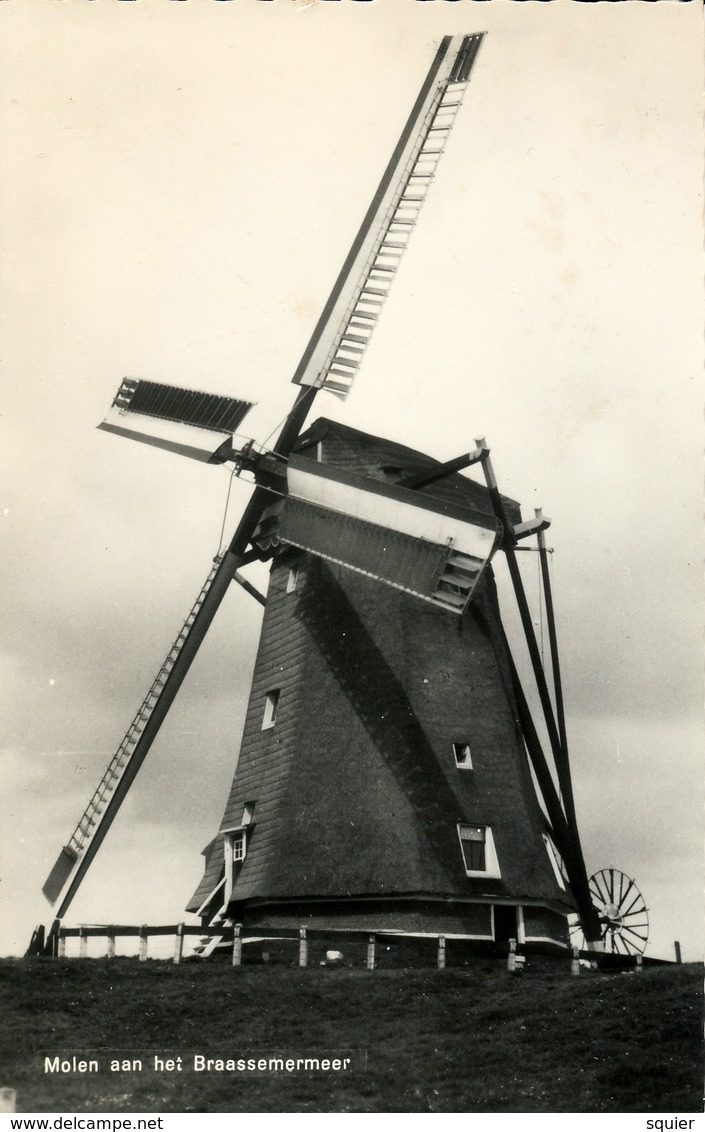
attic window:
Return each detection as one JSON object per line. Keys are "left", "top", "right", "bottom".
{"left": 453, "top": 743, "right": 473, "bottom": 770}
{"left": 262, "top": 690, "right": 279, "bottom": 730}
{"left": 457, "top": 824, "right": 501, "bottom": 878}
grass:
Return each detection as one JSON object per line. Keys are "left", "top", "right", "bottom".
{"left": 0, "top": 958, "right": 701, "bottom": 1113}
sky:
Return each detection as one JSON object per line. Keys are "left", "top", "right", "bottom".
{"left": 1, "top": 0, "right": 703, "bottom": 962}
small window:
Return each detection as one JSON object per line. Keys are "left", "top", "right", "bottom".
{"left": 459, "top": 825, "right": 486, "bottom": 871}
{"left": 232, "top": 830, "right": 246, "bottom": 863}
{"left": 453, "top": 743, "right": 473, "bottom": 770}
{"left": 457, "top": 823, "right": 501, "bottom": 878}
{"left": 223, "top": 826, "right": 250, "bottom": 902}
{"left": 286, "top": 565, "right": 299, "bottom": 594}
{"left": 241, "top": 801, "right": 256, "bottom": 826}
{"left": 262, "top": 690, "right": 279, "bottom": 730}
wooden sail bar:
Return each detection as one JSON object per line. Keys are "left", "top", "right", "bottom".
{"left": 292, "top": 33, "right": 484, "bottom": 399}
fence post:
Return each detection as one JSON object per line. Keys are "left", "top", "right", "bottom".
{"left": 674, "top": 941, "right": 682, "bottom": 964}
{"left": 0, "top": 1087, "right": 17, "bottom": 1114}
{"left": 57, "top": 929, "right": 66, "bottom": 959}
{"left": 507, "top": 938, "right": 517, "bottom": 973}
{"left": 298, "top": 927, "right": 308, "bottom": 968}
{"left": 173, "top": 923, "right": 184, "bottom": 965}
{"left": 78, "top": 926, "right": 88, "bottom": 959}
{"left": 571, "top": 946, "right": 580, "bottom": 977}
{"left": 635, "top": 953, "right": 643, "bottom": 974}
{"left": 232, "top": 923, "right": 242, "bottom": 967}
{"left": 366, "top": 934, "right": 376, "bottom": 971}
{"left": 139, "top": 926, "right": 148, "bottom": 962}
{"left": 47, "top": 919, "right": 61, "bottom": 958}
{"left": 106, "top": 928, "right": 116, "bottom": 959}
{"left": 437, "top": 935, "right": 446, "bottom": 970}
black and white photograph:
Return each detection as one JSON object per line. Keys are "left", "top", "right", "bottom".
{"left": 1, "top": 0, "right": 703, "bottom": 1119}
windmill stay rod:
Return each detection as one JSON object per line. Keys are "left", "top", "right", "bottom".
{"left": 476, "top": 442, "right": 600, "bottom": 942}
{"left": 507, "top": 651, "right": 601, "bottom": 941}
{"left": 535, "top": 517, "right": 576, "bottom": 825}
{"left": 475, "top": 442, "right": 563, "bottom": 753}
{"left": 501, "top": 519, "right": 579, "bottom": 833}
{"left": 476, "top": 578, "right": 600, "bottom": 944}
{"left": 509, "top": 666, "right": 574, "bottom": 868}
{"left": 487, "top": 587, "right": 577, "bottom": 869}
{"left": 477, "top": 441, "right": 588, "bottom": 851}
{"left": 502, "top": 655, "right": 574, "bottom": 860}
{"left": 475, "top": 440, "right": 587, "bottom": 859}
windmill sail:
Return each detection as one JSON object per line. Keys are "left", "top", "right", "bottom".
{"left": 42, "top": 556, "right": 227, "bottom": 914}
{"left": 280, "top": 455, "right": 500, "bottom": 614}
{"left": 99, "top": 379, "right": 253, "bottom": 463}
{"left": 291, "top": 33, "right": 484, "bottom": 400}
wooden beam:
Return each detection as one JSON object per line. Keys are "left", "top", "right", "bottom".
{"left": 298, "top": 928, "right": 308, "bottom": 968}
{"left": 366, "top": 934, "right": 376, "bottom": 971}
{"left": 513, "top": 513, "right": 551, "bottom": 540}
{"left": 232, "top": 923, "right": 243, "bottom": 967}
{"left": 173, "top": 923, "right": 184, "bottom": 965}
{"left": 397, "top": 447, "right": 486, "bottom": 491}
{"left": 536, "top": 515, "right": 575, "bottom": 828}
{"left": 233, "top": 571, "right": 266, "bottom": 607}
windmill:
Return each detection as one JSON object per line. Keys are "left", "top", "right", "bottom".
{"left": 38, "top": 33, "right": 638, "bottom": 959}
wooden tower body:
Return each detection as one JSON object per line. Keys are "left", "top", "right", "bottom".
{"left": 188, "top": 420, "right": 575, "bottom": 949}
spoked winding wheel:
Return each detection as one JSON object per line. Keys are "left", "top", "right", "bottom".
{"left": 572, "top": 868, "right": 649, "bottom": 955}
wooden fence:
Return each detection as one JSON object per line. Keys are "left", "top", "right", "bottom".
{"left": 46, "top": 923, "right": 646, "bottom": 973}
{"left": 55, "top": 923, "right": 453, "bottom": 968}
{"left": 57, "top": 922, "right": 207, "bottom": 964}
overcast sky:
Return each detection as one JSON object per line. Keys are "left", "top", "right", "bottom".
{"left": 2, "top": 0, "right": 702, "bottom": 961}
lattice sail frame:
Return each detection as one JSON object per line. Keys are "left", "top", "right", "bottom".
{"left": 291, "top": 34, "right": 484, "bottom": 399}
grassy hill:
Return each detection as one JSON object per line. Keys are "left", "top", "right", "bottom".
{"left": 0, "top": 958, "right": 701, "bottom": 1113}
